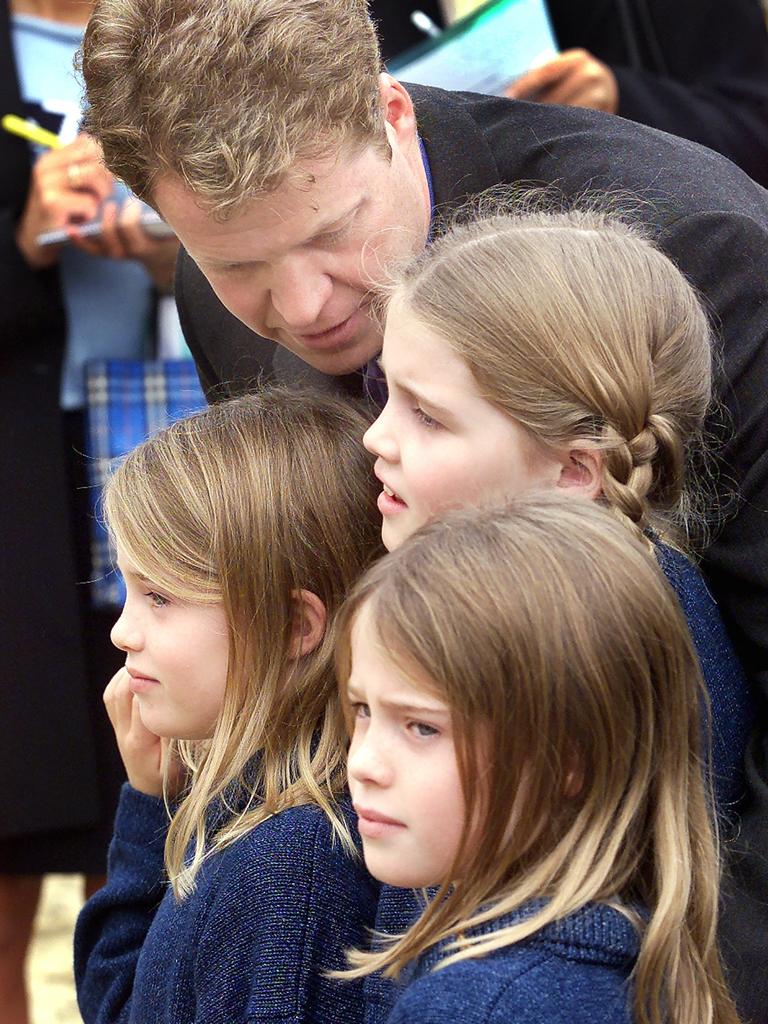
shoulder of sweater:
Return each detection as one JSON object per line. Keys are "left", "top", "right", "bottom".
{"left": 390, "top": 944, "right": 632, "bottom": 1024}
{"left": 653, "top": 541, "right": 716, "bottom": 613}
{"left": 202, "top": 799, "right": 371, "bottom": 899}
{"left": 388, "top": 902, "right": 636, "bottom": 1023}
{"left": 190, "top": 801, "right": 377, "bottom": 969}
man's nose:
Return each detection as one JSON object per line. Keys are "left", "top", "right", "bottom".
{"left": 269, "top": 258, "right": 334, "bottom": 332}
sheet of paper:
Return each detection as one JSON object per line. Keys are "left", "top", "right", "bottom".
{"left": 390, "top": 0, "right": 557, "bottom": 95}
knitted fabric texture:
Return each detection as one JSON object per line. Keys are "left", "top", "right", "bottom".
{"left": 385, "top": 902, "right": 638, "bottom": 1024}
{"left": 75, "top": 784, "right": 378, "bottom": 1023}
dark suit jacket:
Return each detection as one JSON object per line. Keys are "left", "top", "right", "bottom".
{"left": 548, "top": 0, "right": 768, "bottom": 188}
{"left": 0, "top": 3, "right": 103, "bottom": 839}
{"left": 176, "top": 86, "right": 768, "bottom": 1018}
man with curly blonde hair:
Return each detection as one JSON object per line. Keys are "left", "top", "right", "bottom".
{"left": 81, "top": 2, "right": 768, "bottom": 1020}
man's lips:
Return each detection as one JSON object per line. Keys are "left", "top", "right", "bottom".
{"left": 292, "top": 308, "right": 364, "bottom": 351}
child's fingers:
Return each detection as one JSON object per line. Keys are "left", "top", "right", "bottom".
{"left": 103, "top": 666, "right": 134, "bottom": 731}
{"left": 107, "top": 684, "right": 166, "bottom": 797}
{"left": 127, "top": 689, "right": 160, "bottom": 751}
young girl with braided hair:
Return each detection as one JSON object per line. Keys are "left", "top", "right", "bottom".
{"left": 363, "top": 204, "right": 751, "bottom": 817}
{"left": 74, "top": 389, "right": 384, "bottom": 1024}
{"left": 337, "top": 496, "right": 740, "bottom": 1024}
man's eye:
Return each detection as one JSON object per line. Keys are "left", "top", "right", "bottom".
{"left": 316, "top": 224, "right": 349, "bottom": 246}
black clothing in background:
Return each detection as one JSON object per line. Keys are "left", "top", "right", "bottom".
{"left": 0, "top": 2, "right": 124, "bottom": 869}
{"left": 547, "top": 0, "right": 768, "bottom": 188}
{"left": 176, "top": 86, "right": 768, "bottom": 1021}
{"left": 370, "top": 0, "right": 445, "bottom": 62}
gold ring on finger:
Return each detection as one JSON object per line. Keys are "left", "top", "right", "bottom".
{"left": 67, "top": 163, "right": 83, "bottom": 188}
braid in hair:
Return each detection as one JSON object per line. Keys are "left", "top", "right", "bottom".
{"left": 600, "top": 414, "right": 687, "bottom": 541}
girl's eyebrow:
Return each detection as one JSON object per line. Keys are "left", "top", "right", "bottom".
{"left": 120, "top": 563, "right": 160, "bottom": 588}
{"left": 378, "top": 358, "right": 453, "bottom": 419}
{"left": 379, "top": 696, "right": 450, "bottom": 716}
{"left": 397, "top": 379, "right": 453, "bottom": 419}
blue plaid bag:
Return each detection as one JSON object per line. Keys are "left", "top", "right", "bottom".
{"left": 84, "top": 359, "right": 207, "bottom": 609}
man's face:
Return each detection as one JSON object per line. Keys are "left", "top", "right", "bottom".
{"left": 154, "top": 113, "right": 431, "bottom": 375}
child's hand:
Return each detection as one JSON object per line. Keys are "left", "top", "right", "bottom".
{"left": 103, "top": 667, "right": 181, "bottom": 798}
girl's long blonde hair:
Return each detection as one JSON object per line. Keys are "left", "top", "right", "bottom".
{"left": 391, "top": 203, "right": 715, "bottom": 548}
{"left": 104, "top": 388, "right": 382, "bottom": 899}
{"left": 336, "top": 495, "right": 738, "bottom": 1024}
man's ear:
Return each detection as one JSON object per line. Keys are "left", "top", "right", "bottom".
{"left": 556, "top": 447, "right": 603, "bottom": 501}
{"left": 378, "top": 73, "right": 418, "bottom": 146}
{"left": 290, "top": 590, "right": 327, "bottom": 659}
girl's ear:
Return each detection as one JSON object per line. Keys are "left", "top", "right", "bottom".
{"left": 290, "top": 590, "right": 327, "bottom": 659}
{"left": 556, "top": 447, "right": 603, "bottom": 502}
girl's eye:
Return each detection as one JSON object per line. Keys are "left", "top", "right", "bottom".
{"left": 413, "top": 407, "right": 440, "bottom": 429}
{"left": 145, "top": 591, "right": 169, "bottom": 608}
{"left": 409, "top": 721, "right": 439, "bottom": 738}
{"left": 351, "top": 702, "right": 371, "bottom": 719}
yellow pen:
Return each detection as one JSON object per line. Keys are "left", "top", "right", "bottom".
{"left": 2, "top": 114, "right": 62, "bottom": 150}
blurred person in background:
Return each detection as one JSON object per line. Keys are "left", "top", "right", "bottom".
{"left": 506, "top": 0, "right": 768, "bottom": 188}
{"left": 0, "top": 1, "right": 178, "bottom": 1021}
{"left": 384, "top": 1, "right": 768, "bottom": 188}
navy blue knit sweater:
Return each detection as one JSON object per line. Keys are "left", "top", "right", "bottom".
{"left": 655, "top": 542, "right": 752, "bottom": 812}
{"left": 75, "top": 784, "right": 378, "bottom": 1023}
{"left": 384, "top": 903, "right": 638, "bottom": 1024}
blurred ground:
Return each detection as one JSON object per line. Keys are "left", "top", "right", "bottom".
{"left": 27, "top": 874, "right": 83, "bottom": 1024}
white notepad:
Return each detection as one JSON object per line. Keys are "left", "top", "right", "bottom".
{"left": 389, "top": 0, "right": 558, "bottom": 95}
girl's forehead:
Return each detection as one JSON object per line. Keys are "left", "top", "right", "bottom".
{"left": 113, "top": 542, "right": 140, "bottom": 578}
{"left": 349, "top": 604, "right": 446, "bottom": 706}
{"left": 381, "top": 304, "right": 479, "bottom": 397}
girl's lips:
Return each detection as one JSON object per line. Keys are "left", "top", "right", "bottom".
{"left": 377, "top": 483, "right": 408, "bottom": 517}
{"left": 127, "top": 674, "right": 161, "bottom": 695}
{"left": 355, "top": 806, "right": 406, "bottom": 840}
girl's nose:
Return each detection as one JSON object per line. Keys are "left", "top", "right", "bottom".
{"left": 363, "top": 401, "right": 399, "bottom": 463}
{"left": 348, "top": 726, "right": 395, "bottom": 789}
{"left": 110, "top": 607, "right": 143, "bottom": 653}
